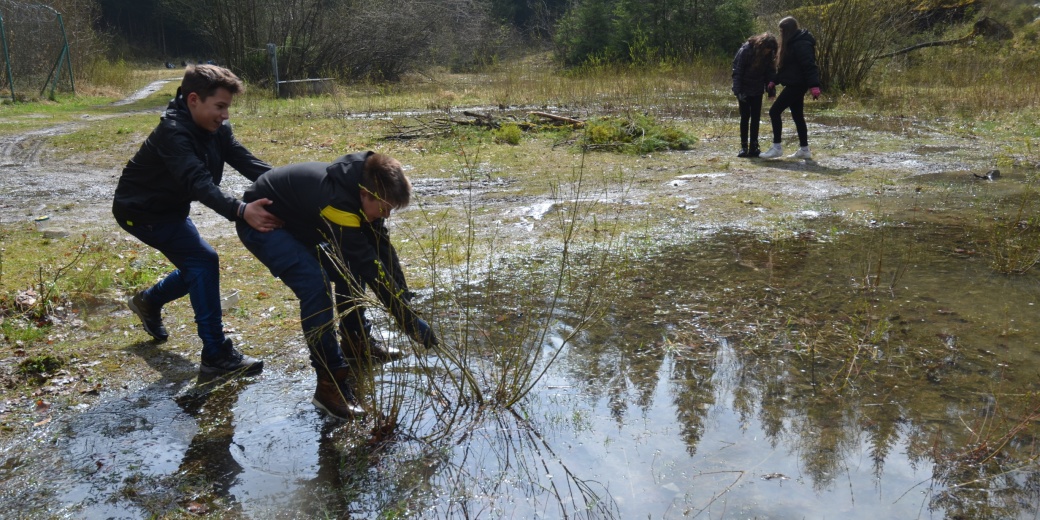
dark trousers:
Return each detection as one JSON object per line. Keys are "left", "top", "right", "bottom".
{"left": 236, "top": 223, "right": 350, "bottom": 372}
{"left": 738, "top": 94, "right": 764, "bottom": 150}
{"left": 319, "top": 249, "right": 372, "bottom": 338}
{"left": 768, "top": 85, "right": 809, "bottom": 147}
{"left": 118, "top": 217, "right": 226, "bottom": 357}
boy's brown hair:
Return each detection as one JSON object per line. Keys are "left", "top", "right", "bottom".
{"left": 362, "top": 153, "right": 412, "bottom": 209}
{"left": 181, "top": 64, "right": 245, "bottom": 100}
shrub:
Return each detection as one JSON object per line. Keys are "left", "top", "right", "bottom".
{"left": 493, "top": 123, "right": 523, "bottom": 145}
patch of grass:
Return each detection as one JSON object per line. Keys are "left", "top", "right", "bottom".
{"left": 79, "top": 59, "right": 138, "bottom": 95}
{"left": 2, "top": 231, "right": 119, "bottom": 304}
{"left": 17, "top": 354, "right": 64, "bottom": 380}
{"left": 45, "top": 112, "right": 157, "bottom": 168}
{"left": 1, "top": 319, "right": 50, "bottom": 344}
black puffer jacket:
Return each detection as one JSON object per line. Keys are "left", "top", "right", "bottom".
{"left": 731, "top": 42, "right": 776, "bottom": 98}
{"left": 243, "top": 152, "right": 420, "bottom": 329}
{"left": 776, "top": 29, "right": 820, "bottom": 88}
{"left": 112, "top": 88, "right": 271, "bottom": 225}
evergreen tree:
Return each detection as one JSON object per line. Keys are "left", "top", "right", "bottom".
{"left": 555, "top": 0, "right": 753, "bottom": 66}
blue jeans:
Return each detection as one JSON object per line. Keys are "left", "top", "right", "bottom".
{"left": 118, "top": 218, "right": 226, "bottom": 358}
{"left": 236, "top": 222, "right": 347, "bottom": 372}
{"left": 319, "top": 247, "right": 371, "bottom": 338}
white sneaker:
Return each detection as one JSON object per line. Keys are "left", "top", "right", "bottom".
{"left": 790, "top": 146, "right": 812, "bottom": 160}
{"left": 759, "top": 144, "right": 782, "bottom": 159}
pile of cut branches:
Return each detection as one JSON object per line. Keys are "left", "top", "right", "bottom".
{"left": 383, "top": 111, "right": 583, "bottom": 140}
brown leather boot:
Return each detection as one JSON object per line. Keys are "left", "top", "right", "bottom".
{"left": 312, "top": 368, "right": 365, "bottom": 419}
{"left": 341, "top": 330, "right": 405, "bottom": 364}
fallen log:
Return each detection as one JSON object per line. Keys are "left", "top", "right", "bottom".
{"left": 530, "top": 111, "right": 584, "bottom": 126}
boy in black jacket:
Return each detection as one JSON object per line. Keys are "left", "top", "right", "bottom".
{"left": 113, "top": 64, "right": 282, "bottom": 376}
{"left": 237, "top": 151, "right": 438, "bottom": 419}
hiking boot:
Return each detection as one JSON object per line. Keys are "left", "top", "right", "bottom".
{"left": 748, "top": 145, "right": 761, "bottom": 158}
{"left": 127, "top": 292, "right": 168, "bottom": 342}
{"left": 312, "top": 368, "right": 365, "bottom": 420}
{"left": 759, "top": 144, "right": 782, "bottom": 159}
{"left": 737, "top": 147, "right": 749, "bottom": 158}
{"left": 342, "top": 330, "right": 406, "bottom": 364}
{"left": 200, "top": 339, "right": 264, "bottom": 376}
{"left": 790, "top": 146, "right": 812, "bottom": 160}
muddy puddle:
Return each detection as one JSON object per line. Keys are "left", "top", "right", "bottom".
{"left": 2, "top": 201, "right": 1038, "bottom": 519}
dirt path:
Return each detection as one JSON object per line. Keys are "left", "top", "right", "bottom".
{"left": 0, "top": 81, "right": 185, "bottom": 230}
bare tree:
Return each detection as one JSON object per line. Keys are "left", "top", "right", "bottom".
{"left": 159, "top": 0, "right": 502, "bottom": 83}
{"left": 806, "top": 0, "right": 915, "bottom": 90}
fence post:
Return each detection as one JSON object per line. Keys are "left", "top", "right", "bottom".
{"left": 0, "top": 11, "right": 14, "bottom": 102}
{"left": 56, "top": 13, "right": 74, "bottom": 95}
{"left": 267, "top": 43, "right": 279, "bottom": 97}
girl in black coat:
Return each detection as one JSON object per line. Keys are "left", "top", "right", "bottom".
{"left": 731, "top": 33, "right": 778, "bottom": 157}
{"left": 760, "top": 16, "right": 821, "bottom": 160}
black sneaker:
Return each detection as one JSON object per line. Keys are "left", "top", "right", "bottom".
{"left": 737, "top": 148, "right": 750, "bottom": 158}
{"left": 127, "top": 292, "right": 168, "bottom": 342}
{"left": 200, "top": 339, "right": 264, "bottom": 376}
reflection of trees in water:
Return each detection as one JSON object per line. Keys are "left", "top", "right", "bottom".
{"left": 588, "top": 228, "right": 1040, "bottom": 518}
{"left": 302, "top": 218, "right": 1040, "bottom": 518}
{"left": 712, "top": 228, "right": 1040, "bottom": 517}
{"left": 670, "top": 353, "right": 716, "bottom": 457}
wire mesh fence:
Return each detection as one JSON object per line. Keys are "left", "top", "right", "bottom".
{"left": 0, "top": 0, "right": 74, "bottom": 101}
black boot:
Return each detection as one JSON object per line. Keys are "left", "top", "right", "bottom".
{"left": 200, "top": 338, "right": 264, "bottom": 376}
{"left": 127, "top": 292, "right": 169, "bottom": 342}
{"left": 748, "top": 145, "right": 761, "bottom": 158}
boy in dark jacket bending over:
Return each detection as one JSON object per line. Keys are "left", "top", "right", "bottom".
{"left": 237, "top": 151, "right": 438, "bottom": 419}
{"left": 113, "top": 64, "right": 282, "bottom": 376}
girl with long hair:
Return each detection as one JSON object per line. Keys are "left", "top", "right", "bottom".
{"left": 760, "top": 16, "right": 821, "bottom": 160}
{"left": 731, "top": 33, "right": 778, "bottom": 157}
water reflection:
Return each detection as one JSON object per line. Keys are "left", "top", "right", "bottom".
{"left": 552, "top": 220, "right": 1039, "bottom": 518}
{"left": 174, "top": 374, "right": 250, "bottom": 512}
{"left": 3, "top": 213, "right": 1039, "bottom": 519}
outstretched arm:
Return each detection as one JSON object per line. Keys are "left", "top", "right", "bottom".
{"left": 241, "top": 198, "right": 284, "bottom": 232}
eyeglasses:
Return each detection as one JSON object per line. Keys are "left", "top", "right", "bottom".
{"left": 361, "top": 186, "right": 395, "bottom": 218}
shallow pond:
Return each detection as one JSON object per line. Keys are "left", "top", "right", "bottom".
{"left": 2, "top": 188, "right": 1038, "bottom": 519}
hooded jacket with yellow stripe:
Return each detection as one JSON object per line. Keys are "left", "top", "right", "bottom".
{"left": 242, "top": 151, "right": 415, "bottom": 321}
